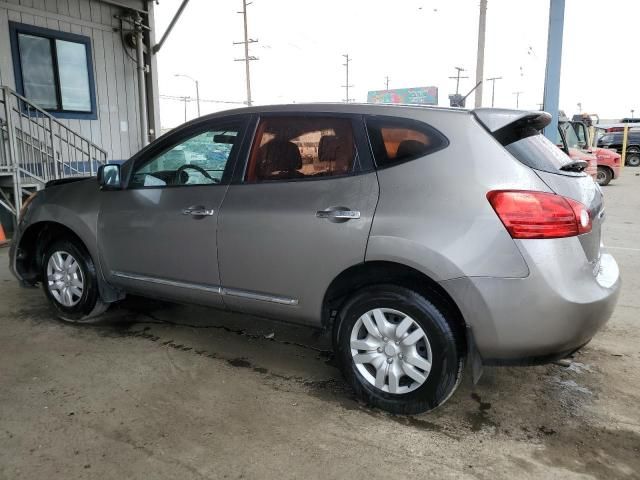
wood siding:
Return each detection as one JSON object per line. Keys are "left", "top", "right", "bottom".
{"left": 0, "top": 0, "right": 145, "bottom": 161}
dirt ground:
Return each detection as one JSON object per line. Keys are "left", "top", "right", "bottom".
{"left": 1, "top": 170, "right": 639, "bottom": 480}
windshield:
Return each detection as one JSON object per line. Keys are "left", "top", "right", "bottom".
{"left": 560, "top": 122, "right": 581, "bottom": 149}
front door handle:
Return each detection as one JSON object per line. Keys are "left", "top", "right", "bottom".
{"left": 182, "top": 206, "right": 215, "bottom": 217}
{"left": 316, "top": 208, "right": 361, "bottom": 220}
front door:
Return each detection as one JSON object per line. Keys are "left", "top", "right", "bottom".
{"left": 218, "top": 114, "right": 379, "bottom": 324}
{"left": 98, "top": 118, "right": 248, "bottom": 306}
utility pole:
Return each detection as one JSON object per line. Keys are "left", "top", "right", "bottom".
{"left": 175, "top": 74, "right": 200, "bottom": 117}
{"left": 542, "top": 0, "right": 565, "bottom": 142}
{"left": 577, "top": 102, "right": 582, "bottom": 113}
{"left": 474, "top": 0, "right": 488, "bottom": 108}
{"left": 449, "top": 67, "right": 468, "bottom": 95}
{"left": 180, "top": 96, "right": 190, "bottom": 122}
{"left": 486, "top": 76, "right": 502, "bottom": 107}
{"left": 233, "top": 0, "right": 258, "bottom": 106}
{"left": 342, "top": 54, "right": 354, "bottom": 103}
{"left": 513, "top": 91, "right": 523, "bottom": 109}
{"left": 631, "top": 109, "right": 635, "bottom": 119}
{"left": 385, "top": 76, "right": 390, "bottom": 91}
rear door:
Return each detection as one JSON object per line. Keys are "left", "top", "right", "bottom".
{"left": 217, "top": 114, "right": 379, "bottom": 324}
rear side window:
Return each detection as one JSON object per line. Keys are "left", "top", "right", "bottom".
{"left": 245, "top": 116, "right": 356, "bottom": 182}
{"left": 505, "top": 130, "right": 574, "bottom": 174}
{"left": 365, "top": 116, "right": 448, "bottom": 168}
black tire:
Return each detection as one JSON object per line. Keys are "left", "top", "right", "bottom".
{"left": 41, "top": 238, "right": 108, "bottom": 323}
{"left": 626, "top": 147, "right": 640, "bottom": 167}
{"left": 596, "top": 166, "right": 612, "bottom": 186}
{"left": 334, "top": 284, "right": 464, "bottom": 414}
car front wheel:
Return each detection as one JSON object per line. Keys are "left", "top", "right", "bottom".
{"left": 334, "top": 284, "right": 464, "bottom": 414}
{"left": 42, "top": 239, "right": 108, "bottom": 322}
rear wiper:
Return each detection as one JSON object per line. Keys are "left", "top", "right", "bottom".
{"left": 560, "top": 160, "right": 588, "bottom": 172}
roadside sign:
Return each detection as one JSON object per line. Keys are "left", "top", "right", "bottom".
{"left": 367, "top": 86, "right": 438, "bottom": 105}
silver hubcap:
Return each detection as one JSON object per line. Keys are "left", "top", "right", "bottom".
{"left": 46, "top": 251, "right": 84, "bottom": 307}
{"left": 597, "top": 170, "right": 606, "bottom": 182}
{"left": 350, "top": 308, "right": 432, "bottom": 394}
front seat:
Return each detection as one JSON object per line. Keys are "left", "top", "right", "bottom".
{"left": 257, "top": 140, "right": 304, "bottom": 180}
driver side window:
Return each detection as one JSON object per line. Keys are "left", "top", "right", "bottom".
{"left": 130, "top": 128, "right": 240, "bottom": 188}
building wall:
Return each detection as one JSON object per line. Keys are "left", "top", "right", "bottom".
{"left": 0, "top": 0, "right": 146, "bottom": 162}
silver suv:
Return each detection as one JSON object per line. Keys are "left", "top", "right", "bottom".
{"left": 9, "top": 104, "right": 621, "bottom": 414}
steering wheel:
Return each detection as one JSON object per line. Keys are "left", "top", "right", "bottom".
{"left": 175, "top": 164, "right": 218, "bottom": 184}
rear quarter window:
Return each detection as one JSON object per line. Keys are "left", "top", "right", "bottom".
{"left": 365, "top": 116, "right": 448, "bottom": 168}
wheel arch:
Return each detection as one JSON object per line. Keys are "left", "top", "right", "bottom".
{"left": 15, "top": 221, "right": 122, "bottom": 302}
{"left": 16, "top": 221, "right": 87, "bottom": 283}
{"left": 322, "top": 261, "right": 468, "bottom": 353}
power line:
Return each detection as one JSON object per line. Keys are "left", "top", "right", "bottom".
{"left": 233, "top": 0, "right": 258, "bottom": 106}
{"left": 160, "top": 94, "right": 245, "bottom": 105}
{"left": 342, "top": 54, "right": 354, "bottom": 103}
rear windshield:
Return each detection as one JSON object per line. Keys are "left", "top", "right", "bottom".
{"left": 504, "top": 130, "right": 574, "bottom": 174}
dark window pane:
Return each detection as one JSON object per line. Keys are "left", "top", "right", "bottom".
{"left": 246, "top": 117, "right": 356, "bottom": 182}
{"left": 366, "top": 116, "right": 448, "bottom": 167}
{"left": 56, "top": 40, "right": 91, "bottom": 112}
{"left": 18, "top": 34, "right": 57, "bottom": 109}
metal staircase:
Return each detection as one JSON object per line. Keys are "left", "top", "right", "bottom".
{"left": 0, "top": 86, "right": 107, "bottom": 224}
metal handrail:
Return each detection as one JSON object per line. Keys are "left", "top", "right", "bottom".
{"left": 0, "top": 85, "right": 108, "bottom": 220}
{"left": 7, "top": 89, "right": 106, "bottom": 155}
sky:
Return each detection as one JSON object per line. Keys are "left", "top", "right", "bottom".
{"left": 153, "top": 0, "right": 638, "bottom": 129}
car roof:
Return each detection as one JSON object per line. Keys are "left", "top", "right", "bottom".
{"left": 194, "top": 102, "right": 468, "bottom": 120}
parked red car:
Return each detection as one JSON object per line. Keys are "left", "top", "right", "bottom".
{"left": 557, "top": 122, "right": 598, "bottom": 182}
{"left": 568, "top": 147, "right": 598, "bottom": 181}
{"left": 593, "top": 147, "right": 621, "bottom": 186}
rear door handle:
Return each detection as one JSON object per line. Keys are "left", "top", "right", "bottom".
{"left": 182, "top": 207, "right": 215, "bottom": 217}
{"left": 316, "top": 209, "right": 361, "bottom": 220}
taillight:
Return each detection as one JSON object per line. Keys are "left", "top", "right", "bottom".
{"left": 487, "top": 190, "right": 592, "bottom": 239}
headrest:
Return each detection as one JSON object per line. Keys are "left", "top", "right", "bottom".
{"left": 257, "top": 140, "right": 302, "bottom": 178}
{"left": 318, "top": 135, "right": 342, "bottom": 162}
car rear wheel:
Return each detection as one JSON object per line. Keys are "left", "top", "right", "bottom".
{"left": 42, "top": 239, "right": 108, "bottom": 322}
{"left": 334, "top": 284, "right": 464, "bottom": 414}
{"left": 596, "top": 166, "right": 613, "bottom": 186}
{"left": 626, "top": 148, "right": 640, "bottom": 167}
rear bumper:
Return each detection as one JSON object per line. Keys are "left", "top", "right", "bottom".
{"left": 441, "top": 238, "right": 621, "bottom": 363}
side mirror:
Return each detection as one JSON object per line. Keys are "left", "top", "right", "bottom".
{"left": 97, "top": 164, "right": 122, "bottom": 190}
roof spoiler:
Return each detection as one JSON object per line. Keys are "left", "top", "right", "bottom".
{"left": 473, "top": 108, "right": 552, "bottom": 146}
